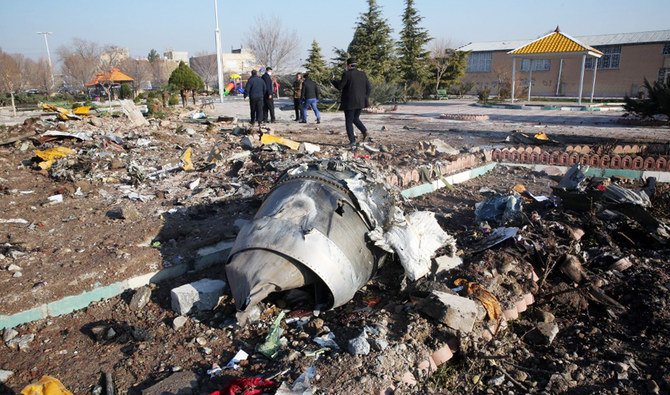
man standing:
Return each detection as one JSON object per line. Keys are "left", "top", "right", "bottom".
{"left": 332, "top": 58, "right": 371, "bottom": 146}
{"left": 261, "top": 67, "right": 276, "bottom": 123}
{"left": 292, "top": 73, "right": 304, "bottom": 122}
{"left": 243, "top": 70, "right": 267, "bottom": 126}
{"left": 300, "top": 73, "right": 321, "bottom": 124}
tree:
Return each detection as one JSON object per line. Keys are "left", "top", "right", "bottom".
{"left": 100, "top": 45, "right": 128, "bottom": 70}
{"left": 0, "top": 49, "right": 22, "bottom": 114}
{"left": 58, "top": 38, "right": 102, "bottom": 89}
{"left": 244, "top": 15, "right": 300, "bottom": 73}
{"left": 397, "top": 0, "right": 431, "bottom": 96}
{"left": 168, "top": 61, "right": 204, "bottom": 106}
{"left": 303, "top": 40, "right": 329, "bottom": 84}
{"left": 190, "top": 53, "right": 218, "bottom": 91}
{"left": 147, "top": 49, "right": 160, "bottom": 63}
{"left": 119, "top": 57, "right": 152, "bottom": 94}
{"left": 344, "top": 0, "right": 396, "bottom": 83}
{"left": 624, "top": 78, "right": 670, "bottom": 122}
{"left": 429, "top": 39, "right": 468, "bottom": 93}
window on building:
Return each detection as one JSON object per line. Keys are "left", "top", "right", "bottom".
{"left": 663, "top": 43, "right": 670, "bottom": 55}
{"left": 467, "top": 52, "right": 492, "bottom": 73}
{"left": 585, "top": 46, "right": 621, "bottom": 70}
{"left": 520, "top": 59, "right": 551, "bottom": 72}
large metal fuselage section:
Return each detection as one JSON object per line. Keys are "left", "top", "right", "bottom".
{"left": 226, "top": 162, "right": 385, "bottom": 312}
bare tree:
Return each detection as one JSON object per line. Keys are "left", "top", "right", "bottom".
{"left": 58, "top": 38, "right": 102, "bottom": 89}
{"left": 119, "top": 57, "right": 152, "bottom": 93}
{"left": 0, "top": 49, "right": 22, "bottom": 114}
{"left": 100, "top": 45, "right": 129, "bottom": 70}
{"left": 429, "top": 38, "right": 453, "bottom": 93}
{"left": 190, "top": 52, "right": 217, "bottom": 91}
{"left": 244, "top": 15, "right": 300, "bottom": 73}
{"left": 31, "top": 58, "right": 54, "bottom": 93}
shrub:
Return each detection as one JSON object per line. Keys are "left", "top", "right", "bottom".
{"left": 370, "top": 83, "right": 402, "bottom": 106}
{"left": 448, "top": 82, "right": 474, "bottom": 98}
{"left": 168, "top": 94, "right": 179, "bottom": 106}
{"left": 624, "top": 78, "right": 670, "bottom": 121}
{"left": 477, "top": 87, "right": 491, "bottom": 103}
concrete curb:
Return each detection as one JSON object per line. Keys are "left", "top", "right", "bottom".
{"left": 401, "top": 162, "right": 498, "bottom": 198}
{"left": 499, "top": 162, "right": 670, "bottom": 182}
{"left": 0, "top": 241, "right": 235, "bottom": 330}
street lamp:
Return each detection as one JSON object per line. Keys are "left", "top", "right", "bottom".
{"left": 213, "top": 0, "right": 224, "bottom": 103}
{"left": 37, "top": 32, "right": 55, "bottom": 92}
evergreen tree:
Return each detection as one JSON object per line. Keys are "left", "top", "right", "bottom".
{"left": 303, "top": 40, "right": 329, "bottom": 84}
{"left": 147, "top": 49, "right": 160, "bottom": 63}
{"left": 168, "top": 61, "right": 204, "bottom": 107}
{"left": 397, "top": 0, "right": 431, "bottom": 95}
{"left": 346, "top": 0, "right": 396, "bottom": 83}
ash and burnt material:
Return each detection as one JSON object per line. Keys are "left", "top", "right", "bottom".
{"left": 226, "top": 160, "right": 395, "bottom": 314}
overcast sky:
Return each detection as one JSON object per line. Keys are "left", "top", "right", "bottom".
{"left": 1, "top": 0, "right": 668, "bottom": 64}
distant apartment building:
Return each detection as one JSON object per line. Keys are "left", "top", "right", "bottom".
{"left": 189, "top": 48, "right": 259, "bottom": 88}
{"left": 458, "top": 29, "right": 670, "bottom": 98}
{"left": 163, "top": 50, "right": 189, "bottom": 63}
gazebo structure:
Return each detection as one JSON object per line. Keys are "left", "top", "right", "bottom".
{"left": 85, "top": 67, "right": 134, "bottom": 100}
{"left": 508, "top": 27, "right": 603, "bottom": 104}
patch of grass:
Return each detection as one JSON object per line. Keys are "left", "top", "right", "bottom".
{"left": 428, "top": 361, "right": 458, "bottom": 390}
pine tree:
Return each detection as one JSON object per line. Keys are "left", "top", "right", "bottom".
{"left": 397, "top": 0, "right": 431, "bottom": 97}
{"left": 346, "top": 0, "right": 396, "bottom": 83}
{"left": 168, "top": 61, "right": 204, "bottom": 106}
{"left": 303, "top": 40, "right": 329, "bottom": 84}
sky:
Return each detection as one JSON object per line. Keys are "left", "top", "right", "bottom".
{"left": 1, "top": 0, "right": 668, "bottom": 65}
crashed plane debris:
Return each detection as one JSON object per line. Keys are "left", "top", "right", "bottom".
{"left": 226, "top": 160, "right": 454, "bottom": 322}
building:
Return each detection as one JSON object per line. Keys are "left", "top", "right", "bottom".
{"left": 163, "top": 50, "right": 189, "bottom": 63}
{"left": 458, "top": 29, "right": 670, "bottom": 99}
{"left": 189, "top": 48, "right": 259, "bottom": 89}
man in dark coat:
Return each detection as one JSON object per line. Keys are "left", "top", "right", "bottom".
{"left": 261, "top": 67, "right": 276, "bottom": 123}
{"left": 243, "top": 69, "right": 267, "bottom": 126}
{"left": 300, "top": 73, "right": 321, "bottom": 124}
{"left": 292, "top": 73, "right": 304, "bottom": 122}
{"left": 332, "top": 58, "right": 371, "bottom": 146}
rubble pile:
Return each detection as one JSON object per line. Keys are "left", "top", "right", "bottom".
{"left": 1, "top": 105, "right": 669, "bottom": 394}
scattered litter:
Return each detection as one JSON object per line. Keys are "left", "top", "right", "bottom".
{"left": 47, "top": 194, "right": 64, "bottom": 204}
{"left": 20, "top": 375, "right": 73, "bottom": 395}
{"left": 276, "top": 367, "right": 316, "bottom": 395}
{"left": 34, "top": 147, "right": 75, "bottom": 170}
{"left": 260, "top": 133, "right": 301, "bottom": 150}
{"left": 180, "top": 147, "right": 195, "bottom": 171}
{"left": 474, "top": 193, "right": 522, "bottom": 225}
{"left": 557, "top": 164, "right": 588, "bottom": 191}
{"left": 257, "top": 311, "right": 286, "bottom": 358}
{"left": 224, "top": 349, "right": 249, "bottom": 370}
{"left": 41, "top": 130, "right": 92, "bottom": 141}
{"left": 313, "top": 332, "right": 340, "bottom": 350}
{"left": 454, "top": 278, "right": 502, "bottom": 321}
{"left": 0, "top": 218, "right": 29, "bottom": 224}
{"left": 470, "top": 227, "right": 519, "bottom": 252}
{"left": 210, "top": 377, "right": 276, "bottom": 395}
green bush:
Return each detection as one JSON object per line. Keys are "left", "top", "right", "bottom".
{"left": 448, "top": 82, "right": 474, "bottom": 98}
{"left": 168, "top": 94, "right": 179, "bottom": 106}
{"left": 370, "top": 83, "right": 402, "bottom": 106}
{"left": 477, "top": 87, "right": 491, "bottom": 103}
{"left": 624, "top": 78, "right": 670, "bottom": 121}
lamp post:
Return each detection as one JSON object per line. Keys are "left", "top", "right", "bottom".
{"left": 214, "top": 0, "right": 224, "bottom": 103}
{"left": 37, "top": 32, "right": 55, "bottom": 92}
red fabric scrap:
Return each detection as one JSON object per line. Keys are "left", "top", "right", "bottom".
{"left": 210, "top": 377, "right": 276, "bottom": 395}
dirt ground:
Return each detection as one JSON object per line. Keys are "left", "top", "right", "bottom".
{"left": 1, "top": 99, "right": 669, "bottom": 394}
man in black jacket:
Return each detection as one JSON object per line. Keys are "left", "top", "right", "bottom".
{"left": 332, "top": 58, "right": 371, "bottom": 146}
{"left": 243, "top": 69, "right": 267, "bottom": 126}
{"left": 261, "top": 67, "right": 276, "bottom": 123}
{"left": 300, "top": 73, "right": 321, "bottom": 124}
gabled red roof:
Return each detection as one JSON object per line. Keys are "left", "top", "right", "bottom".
{"left": 86, "top": 68, "right": 134, "bottom": 86}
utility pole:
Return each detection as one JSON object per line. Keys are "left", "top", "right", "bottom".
{"left": 37, "top": 32, "right": 55, "bottom": 92}
{"left": 213, "top": 0, "right": 224, "bottom": 103}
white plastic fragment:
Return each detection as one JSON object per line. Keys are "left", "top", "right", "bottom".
{"left": 224, "top": 349, "right": 249, "bottom": 369}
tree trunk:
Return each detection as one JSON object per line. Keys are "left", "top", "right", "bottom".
{"left": 180, "top": 90, "right": 186, "bottom": 107}
{"left": 10, "top": 91, "right": 16, "bottom": 116}
{"left": 192, "top": 90, "right": 196, "bottom": 105}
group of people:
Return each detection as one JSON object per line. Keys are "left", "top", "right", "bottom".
{"left": 244, "top": 57, "right": 371, "bottom": 147}
{"left": 243, "top": 67, "right": 277, "bottom": 125}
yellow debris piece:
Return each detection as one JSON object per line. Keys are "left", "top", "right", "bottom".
{"left": 454, "top": 278, "right": 502, "bottom": 321}
{"left": 21, "top": 375, "right": 73, "bottom": 395}
{"left": 260, "top": 133, "right": 301, "bottom": 151}
{"left": 180, "top": 147, "right": 195, "bottom": 171}
{"left": 35, "top": 147, "right": 76, "bottom": 170}
{"left": 73, "top": 106, "right": 91, "bottom": 115}
{"left": 512, "top": 184, "right": 526, "bottom": 194}
{"left": 534, "top": 132, "right": 550, "bottom": 141}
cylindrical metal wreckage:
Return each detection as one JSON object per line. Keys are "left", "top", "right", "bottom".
{"left": 226, "top": 161, "right": 394, "bottom": 318}
{"left": 226, "top": 160, "right": 453, "bottom": 322}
